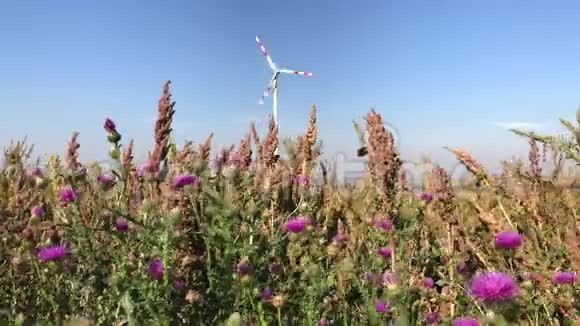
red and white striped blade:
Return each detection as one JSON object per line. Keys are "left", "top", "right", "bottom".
{"left": 256, "top": 35, "right": 277, "bottom": 71}
{"left": 278, "top": 69, "right": 313, "bottom": 76}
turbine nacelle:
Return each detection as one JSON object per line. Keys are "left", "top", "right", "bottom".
{"left": 256, "top": 35, "right": 313, "bottom": 105}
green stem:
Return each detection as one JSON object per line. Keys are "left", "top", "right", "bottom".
{"left": 277, "top": 308, "right": 282, "bottom": 326}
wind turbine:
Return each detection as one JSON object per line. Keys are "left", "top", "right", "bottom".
{"left": 255, "top": 35, "right": 313, "bottom": 156}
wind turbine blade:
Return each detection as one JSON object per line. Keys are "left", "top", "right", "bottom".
{"left": 278, "top": 69, "right": 313, "bottom": 76}
{"left": 256, "top": 35, "right": 277, "bottom": 71}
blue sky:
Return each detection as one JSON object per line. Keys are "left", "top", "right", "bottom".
{"left": 0, "top": 0, "right": 579, "bottom": 171}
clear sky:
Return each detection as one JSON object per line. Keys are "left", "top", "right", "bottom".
{"left": 0, "top": 0, "right": 579, "bottom": 172}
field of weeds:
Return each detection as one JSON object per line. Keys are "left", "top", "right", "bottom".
{"left": 0, "top": 81, "right": 578, "bottom": 325}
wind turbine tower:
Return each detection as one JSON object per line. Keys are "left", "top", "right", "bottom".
{"left": 255, "top": 35, "right": 313, "bottom": 156}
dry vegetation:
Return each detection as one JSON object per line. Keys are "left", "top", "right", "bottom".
{"left": 0, "top": 81, "right": 578, "bottom": 325}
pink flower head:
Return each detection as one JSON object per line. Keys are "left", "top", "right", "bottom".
{"left": 148, "top": 259, "right": 164, "bottom": 280}
{"left": 138, "top": 160, "right": 159, "bottom": 178}
{"left": 495, "top": 231, "right": 523, "bottom": 249}
{"left": 469, "top": 272, "right": 519, "bottom": 304}
{"left": 31, "top": 205, "right": 45, "bottom": 217}
{"left": 236, "top": 261, "right": 250, "bottom": 276}
{"left": 115, "top": 218, "right": 129, "bottom": 232}
{"left": 420, "top": 192, "right": 433, "bottom": 203}
{"left": 424, "top": 312, "right": 440, "bottom": 324}
{"left": 377, "top": 247, "right": 392, "bottom": 259}
{"left": 285, "top": 216, "right": 310, "bottom": 233}
{"left": 381, "top": 270, "right": 399, "bottom": 288}
{"left": 229, "top": 152, "right": 242, "bottom": 167}
{"left": 373, "top": 218, "right": 393, "bottom": 232}
{"left": 375, "top": 300, "right": 390, "bottom": 313}
{"left": 332, "top": 232, "right": 347, "bottom": 244}
{"left": 424, "top": 277, "right": 435, "bottom": 289}
{"left": 172, "top": 278, "right": 184, "bottom": 289}
{"left": 260, "top": 287, "right": 273, "bottom": 301}
{"left": 37, "top": 245, "right": 69, "bottom": 262}
{"left": 172, "top": 174, "right": 200, "bottom": 189}
{"left": 295, "top": 174, "right": 310, "bottom": 186}
{"left": 97, "top": 174, "right": 115, "bottom": 189}
{"left": 59, "top": 185, "right": 76, "bottom": 205}
{"left": 552, "top": 271, "right": 576, "bottom": 285}
{"left": 453, "top": 318, "right": 480, "bottom": 326}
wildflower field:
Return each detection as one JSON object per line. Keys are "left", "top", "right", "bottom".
{"left": 0, "top": 81, "right": 578, "bottom": 325}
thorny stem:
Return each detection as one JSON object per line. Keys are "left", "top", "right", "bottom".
{"left": 447, "top": 223, "right": 455, "bottom": 318}
{"left": 496, "top": 197, "right": 516, "bottom": 229}
{"left": 454, "top": 283, "right": 485, "bottom": 316}
{"left": 389, "top": 236, "right": 396, "bottom": 272}
{"left": 483, "top": 179, "right": 516, "bottom": 229}
{"left": 464, "top": 238, "right": 491, "bottom": 270}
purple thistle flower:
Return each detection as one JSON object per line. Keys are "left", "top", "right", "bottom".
{"left": 236, "top": 261, "right": 250, "bottom": 276}
{"left": 229, "top": 152, "right": 242, "bottom": 167}
{"left": 115, "top": 218, "right": 129, "bottom": 232}
{"left": 295, "top": 174, "right": 310, "bottom": 186}
{"left": 137, "top": 160, "right": 155, "bottom": 176}
{"left": 285, "top": 216, "right": 310, "bottom": 233}
{"left": 377, "top": 247, "right": 392, "bottom": 259}
{"left": 455, "top": 260, "right": 477, "bottom": 278}
{"left": 470, "top": 272, "right": 519, "bottom": 304}
{"left": 552, "top": 271, "right": 576, "bottom": 285}
{"left": 268, "top": 262, "right": 283, "bottom": 275}
{"left": 332, "top": 232, "right": 347, "bottom": 244}
{"left": 373, "top": 218, "right": 393, "bottom": 232}
{"left": 424, "top": 312, "right": 440, "bottom": 324}
{"left": 59, "top": 185, "right": 76, "bottom": 205}
{"left": 453, "top": 318, "right": 480, "bottom": 326}
{"left": 31, "top": 205, "right": 45, "bottom": 217}
{"left": 104, "top": 118, "right": 117, "bottom": 134}
{"left": 420, "top": 192, "right": 433, "bottom": 203}
{"left": 37, "top": 245, "right": 69, "bottom": 262}
{"left": 381, "top": 271, "right": 399, "bottom": 289}
{"left": 148, "top": 259, "right": 164, "bottom": 280}
{"left": 97, "top": 174, "right": 115, "bottom": 185}
{"left": 375, "top": 300, "right": 389, "bottom": 313}
{"left": 424, "top": 277, "right": 435, "bottom": 289}
{"left": 456, "top": 262, "right": 468, "bottom": 275}
{"left": 494, "top": 231, "right": 523, "bottom": 249}
{"left": 172, "top": 174, "right": 200, "bottom": 189}
{"left": 366, "top": 271, "right": 377, "bottom": 284}
{"left": 260, "top": 287, "right": 273, "bottom": 301}
{"left": 28, "top": 167, "right": 43, "bottom": 179}
{"left": 172, "top": 278, "right": 184, "bottom": 289}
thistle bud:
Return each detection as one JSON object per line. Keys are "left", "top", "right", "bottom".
{"left": 521, "top": 280, "right": 533, "bottom": 289}
{"left": 108, "top": 144, "right": 121, "bottom": 160}
{"left": 107, "top": 132, "right": 121, "bottom": 144}
{"left": 35, "top": 176, "right": 48, "bottom": 188}
{"left": 185, "top": 290, "right": 201, "bottom": 304}
{"left": 28, "top": 215, "right": 41, "bottom": 226}
{"left": 271, "top": 295, "right": 284, "bottom": 308}
{"left": 20, "top": 228, "right": 34, "bottom": 241}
